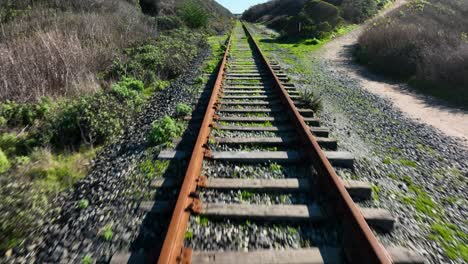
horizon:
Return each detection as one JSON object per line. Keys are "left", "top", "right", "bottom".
{"left": 215, "top": 0, "right": 270, "bottom": 14}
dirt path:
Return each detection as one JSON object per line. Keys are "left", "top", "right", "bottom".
{"left": 318, "top": 0, "right": 468, "bottom": 148}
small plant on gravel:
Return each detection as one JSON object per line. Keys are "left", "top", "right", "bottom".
{"left": 399, "top": 159, "right": 417, "bottom": 168}
{"left": 0, "top": 148, "right": 10, "bottom": 173}
{"left": 149, "top": 116, "right": 184, "bottom": 146}
{"left": 102, "top": 224, "right": 113, "bottom": 241}
{"left": 239, "top": 190, "right": 253, "bottom": 201}
{"left": 269, "top": 163, "right": 282, "bottom": 173}
{"left": 82, "top": 254, "right": 93, "bottom": 264}
{"left": 184, "top": 230, "right": 193, "bottom": 239}
{"left": 299, "top": 89, "right": 322, "bottom": 112}
{"left": 78, "top": 199, "right": 89, "bottom": 209}
{"left": 175, "top": 103, "right": 192, "bottom": 117}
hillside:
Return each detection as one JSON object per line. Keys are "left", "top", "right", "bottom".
{"left": 242, "top": 0, "right": 390, "bottom": 38}
{"left": 141, "top": 0, "right": 232, "bottom": 32}
{"left": 356, "top": 0, "right": 468, "bottom": 107}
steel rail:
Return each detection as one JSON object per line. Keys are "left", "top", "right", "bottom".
{"left": 242, "top": 23, "right": 392, "bottom": 263}
{"left": 157, "top": 32, "right": 233, "bottom": 264}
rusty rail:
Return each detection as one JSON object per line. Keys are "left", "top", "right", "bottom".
{"left": 242, "top": 23, "right": 392, "bottom": 263}
{"left": 157, "top": 33, "right": 233, "bottom": 264}
{"left": 157, "top": 22, "right": 392, "bottom": 263}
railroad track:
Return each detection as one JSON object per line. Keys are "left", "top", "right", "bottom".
{"left": 112, "top": 23, "right": 424, "bottom": 264}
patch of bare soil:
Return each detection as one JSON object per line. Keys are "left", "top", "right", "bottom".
{"left": 318, "top": 0, "right": 468, "bottom": 148}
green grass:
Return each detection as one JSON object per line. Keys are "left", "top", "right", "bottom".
{"left": 184, "top": 230, "right": 193, "bottom": 239}
{"left": 102, "top": 224, "right": 113, "bottom": 241}
{"left": 78, "top": 199, "right": 89, "bottom": 209}
{"left": 429, "top": 222, "right": 468, "bottom": 261}
{"left": 82, "top": 255, "right": 93, "bottom": 264}
{"left": 371, "top": 184, "right": 381, "bottom": 201}
{"left": 255, "top": 24, "right": 357, "bottom": 59}
{"left": 239, "top": 190, "right": 253, "bottom": 201}
{"left": 398, "top": 159, "right": 417, "bottom": 167}
{"left": 139, "top": 159, "right": 170, "bottom": 179}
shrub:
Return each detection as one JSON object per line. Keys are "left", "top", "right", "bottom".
{"left": 179, "top": 0, "right": 209, "bottom": 29}
{"left": 175, "top": 103, "right": 192, "bottom": 117}
{"left": 38, "top": 92, "right": 143, "bottom": 148}
{"left": 156, "top": 15, "right": 183, "bottom": 31}
{"left": 111, "top": 77, "right": 145, "bottom": 100}
{"left": 0, "top": 149, "right": 10, "bottom": 173}
{"left": 148, "top": 116, "right": 184, "bottom": 146}
{"left": 342, "top": 0, "right": 378, "bottom": 23}
{"left": 109, "top": 29, "right": 205, "bottom": 83}
{"left": 300, "top": 89, "right": 322, "bottom": 111}
{"left": 0, "top": 133, "right": 33, "bottom": 157}
{"left": 0, "top": 98, "right": 53, "bottom": 127}
{"left": 357, "top": 0, "right": 468, "bottom": 107}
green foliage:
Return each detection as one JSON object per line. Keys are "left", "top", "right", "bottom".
{"left": 38, "top": 91, "right": 143, "bottom": 148}
{"left": 82, "top": 255, "right": 93, "bottom": 264}
{"left": 109, "top": 29, "right": 204, "bottom": 84}
{"left": 399, "top": 159, "right": 417, "bottom": 167}
{"left": 0, "top": 98, "right": 53, "bottom": 128}
{"left": 139, "top": 159, "right": 169, "bottom": 179}
{"left": 269, "top": 163, "right": 282, "bottom": 173}
{"left": 195, "top": 216, "right": 209, "bottom": 226}
{"left": 429, "top": 222, "right": 468, "bottom": 261}
{"left": 113, "top": 77, "right": 144, "bottom": 92}
{"left": 0, "top": 133, "right": 34, "bottom": 157}
{"left": 175, "top": 103, "right": 192, "bottom": 117}
{"left": 184, "top": 230, "right": 193, "bottom": 239}
{"left": 342, "top": 0, "right": 379, "bottom": 23}
{"left": 0, "top": 148, "right": 10, "bottom": 173}
{"left": 78, "top": 199, "right": 89, "bottom": 209}
{"left": 102, "top": 224, "right": 113, "bottom": 241}
{"left": 299, "top": 89, "right": 322, "bottom": 111}
{"left": 239, "top": 190, "right": 253, "bottom": 201}
{"left": 148, "top": 116, "right": 184, "bottom": 146}
{"left": 179, "top": 0, "right": 209, "bottom": 29}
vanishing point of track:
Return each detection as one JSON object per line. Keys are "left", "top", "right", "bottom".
{"left": 112, "top": 23, "right": 424, "bottom": 264}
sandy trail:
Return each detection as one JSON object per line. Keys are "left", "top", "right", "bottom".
{"left": 318, "top": 0, "right": 468, "bottom": 148}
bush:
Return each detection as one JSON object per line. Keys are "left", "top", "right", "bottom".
{"left": 283, "top": 0, "right": 343, "bottom": 38}
{"left": 109, "top": 29, "right": 205, "bottom": 83}
{"left": 38, "top": 92, "right": 143, "bottom": 148}
{"left": 156, "top": 15, "right": 183, "bottom": 31}
{"left": 179, "top": 0, "right": 209, "bottom": 29}
{"left": 0, "top": 133, "right": 33, "bottom": 157}
{"left": 0, "top": 98, "right": 53, "bottom": 127}
{"left": 111, "top": 77, "right": 145, "bottom": 100}
{"left": 357, "top": 0, "right": 468, "bottom": 107}
{"left": 175, "top": 103, "right": 192, "bottom": 117}
{"left": 0, "top": 149, "right": 10, "bottom": 173}
{"left": 342, "top": 0, "right": 378, "bottom": 23}
{"left": 148, "top": 116, "right": 184, "bottom": 146}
